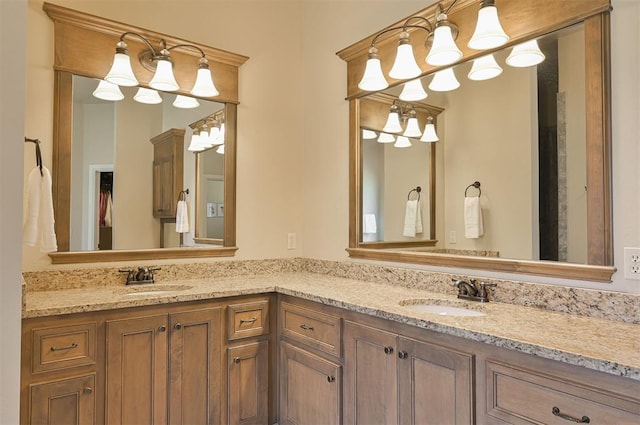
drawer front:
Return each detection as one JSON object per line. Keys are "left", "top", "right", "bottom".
{"left": 280, "top": 301, "right": 341, "bottom": 357}
{"left": 228, "top": 299, "right": 269, "bottom": 340}
{"left": 32, "top": 323, "right": 97, "bottom": 373}
{"left": 486, "top": 360, "right": 640, "bottom": 424}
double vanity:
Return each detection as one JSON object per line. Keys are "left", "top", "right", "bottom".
{"left": 20, "top": 259, "right": 640, "bottom": 424}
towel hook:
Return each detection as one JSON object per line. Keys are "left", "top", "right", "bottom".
{"left": 24, "top": 137, "right": 43, "bottom": 176}
{"left": 178, "top": 188, "right": 189, "bottom": 201}
{"left": 464, "top": 181, "right": 481, "bottom": 197}
{"left": 408, "top": 186, "right": 421, "bottom": 201}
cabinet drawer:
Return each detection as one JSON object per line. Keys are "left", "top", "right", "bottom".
{"left": 32, "top": 323, "right": 96, "bottom": 373}
{"left": 228, "top": 299, "right": 269, "bottom": 340}
{"left": 486, "top": 360, "right": 640, "bottom": 424}
{"left": 280, "top": 301, "right": 341, "bottom": 357}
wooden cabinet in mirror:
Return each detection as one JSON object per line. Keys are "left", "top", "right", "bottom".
{"left": 43, "top": 3, "right": 247, "bottom": 264}
{"left": 337, "top": 0, "right": 614, "bottom": 282}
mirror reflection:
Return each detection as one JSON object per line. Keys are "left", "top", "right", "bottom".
{"left": 360, "top": 23, "right": 588, "bottom": 263}
{"left": 70, "top": 75, "right": 224, "bottom": 251}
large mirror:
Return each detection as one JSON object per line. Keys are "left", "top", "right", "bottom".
{"left": 44, "top": 3, "right": 247, "bottom": 263}
{"left": 339, "top": 0, "right": 614, "bottom": 281}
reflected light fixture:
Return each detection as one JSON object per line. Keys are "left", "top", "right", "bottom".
{"left": 362, "top": 129, "right": 378, "bottom": 139}
{"left": 216, "top": 144, "right": 225, "bottom": 154}
{"left": 389, "top": 31, "right": 423, "bottom": 80}
{"left": 428, "top": 67, "right": 460, "bottom": 91}
{"left": 420, "top": 116, "right": 439, "bottom": 142}
{"left": 188, "top": 131, "right": 205, "bottom": 152}
{"left": 467, "top": 0, "right": 509, "bottom": 50}
{"left": 506, "top": 39, "right": 546, "bottom": 67}
{"left": 105, "top": 32, "right": 219, "bottom": 98}
{"left": 92, "top": 80, "right": 124, "bottom": 101}
{"left": 468, "top": 54, "right": 503, "bottom": 81}
{"left": 383, "top": 105, "right": 403, "bottom": 133}
{"left": 133, "top": 87, "right": 162, "bottom": 104}
{"left": 403, "top": 111, "right": 422, "bottom": 138}
{"left": 394, "top": 136, "right": 412, "bottom": 148}
{"left": 399, "top": 79, "right": 428, "bottom": 101}
{"left": 377, "top": 132, "right": 396, "bottom": 143}
{"left": 173, "top": 95, "right": 200, "bottom": 109}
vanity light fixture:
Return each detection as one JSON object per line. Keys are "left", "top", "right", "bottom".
{"left": 104, "top": 32, "right": 219, "bottom": 98}
{"left": 467, "top": 0, "right": 509, "bottom": 50}
{"left": 468, "top": 53, "right": 503, "bottom": 81}
{"left": 420, "top": 116, "right": 439, "bottom": 142}
{"left": 133, "top": 87, "right": 163, "bottom": 104}
{"left": 377, "top": 132, "right": 396, "bottom": 143}
{"left": 428, "top": 67, "right": 460, "bottom": 91}
{"left": 403, "top": 110, "right": 423, "bottom": 138}
{"left": 357, "top": 0, "right": 510, "bottom": 91}
{"left": 383, "top": 104, "right": 403, "bottom": 133}
{"left": 92, "top": 80, "right": 124, "bottom": 101}
{"left": 506, "top": 39, "right": 546, "bottom": 67}
{"left": 188, "top": 111, "right": 225, "bottom": 152}
{"left": 399, "top": 79, "right": 428, "bottom": 101}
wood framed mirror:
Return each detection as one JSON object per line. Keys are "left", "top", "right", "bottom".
{"left": 338, "top": 0, "right": 615, "bottom": 282}
{"left": 44, "top": 2, "right": 247, "bottom": 264}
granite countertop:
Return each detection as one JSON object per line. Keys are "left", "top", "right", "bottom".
{"left": 23, "top": 271, "right": 640, "bottom": 380}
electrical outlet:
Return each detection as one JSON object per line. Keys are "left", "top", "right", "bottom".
{"left": 623, "top": 247, "right": 640, "bottom": 280}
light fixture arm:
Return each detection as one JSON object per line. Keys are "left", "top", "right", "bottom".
{"left": 370, "top": 23, "right": 432, "bottom": 48}
{"left": 117, "top": 31, "right": 160, "bottom": 56}
{"left": 166, "top": 43, "right": 207, "bottom": 60}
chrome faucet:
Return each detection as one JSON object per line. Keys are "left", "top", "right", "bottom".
{"left": 452, "top": 278, "right": 496, "bottom": 302}
{"left": 119, "top": 266, "right": 161, "bottom": 285}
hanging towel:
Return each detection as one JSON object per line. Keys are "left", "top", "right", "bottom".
{"left": 363, "top": 214, "right": 377, "bottom": 234}
{"left": 403, "top": 200, "right": 423, "bottom": 237}
{"left": 175, "top": 200, "right": 189, "bottom": 233}
{"left": 464, "top": 196, "right": 484, "bottom": 239}
{"left": 104, "top": 191, "right": 113, "bottom": 227}
{"left": 23, "top": 166, "right": 58, "bottom": 252}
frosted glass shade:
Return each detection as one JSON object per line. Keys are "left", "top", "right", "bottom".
{"left": 188, "top": 133, "right": 206, "bottom": 152}
{"left": 173, "top": 95, "right": 200, "bottom": 109}
{"left": 377, "top": 132, "right": 396, "bottom": 143}
{"left": 133, "top": 88, "right": 162, "bottom": 104}
{"left": 191, "top": 66, "right": 219, "bottom": 97}
{"left": 403, "top": 117, "right": 422, "bottom": 138}
{"left": 389, "top": 35, "right": 422, "bottom": 80}
{"left": 420, "top": 119, "right": 439, "bottom": 142}
{"left": 358, "top": 52, "right": 389, "bottom": 91}
{"left": 383, "top": 111, "right": 402, "bottom": 133}
{"left": 428, "top": 68, "right": 460, "bottom": 92}
{"left": 362, "top": 129, "right": 378, "bottom": 139}
{"left": 149, "top": 59, "right": 179, "bottom": 91}
{"left": 426, "top": 23, "right": 463, "bottom": 66}
{"left": 399, "top": 79, "right": 428, "bottom": 101}
{"left": 468, "top": 4, "right": 509, "bottom": 50}
{"left": 506, "top": 40, "right": 546, "bottom": 67}
{"left": 105, "top": 52, "right": 138, "bottom": 87}
{"left": 394, "top": 136, "right": 412, "bottom": 148}
{"left": 468, "top": 54, "right": 503, "bottom": 81}
{"left": 216, "top": 144, "right": 225, "bottom": 154}
{"left": 92, "top": 80, "right": 124, "bottom": 101}
{"left": 217, "top": 123, "right": 226, "bottom": 145}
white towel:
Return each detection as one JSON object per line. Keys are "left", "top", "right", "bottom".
{"left": 104, "top": 191, "right": 113, "bottom": 227}
{"left": 403, "top": 200, "right": 423, "bottom": 237}
{"left": 23, "top": 166, "right": 58, "bottom": 252}
{"left": 464, "top": 197, "right": 484, "bottom": 238}
{"left": 175, "top": 200, "right": 189, "bottom": 233}
{"left": 363, "top": 214, "right": 377, "bottom": 234}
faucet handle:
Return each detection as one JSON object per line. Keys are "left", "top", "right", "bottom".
{"left": 478, "top": 282, "right": 497, "bottom": 299}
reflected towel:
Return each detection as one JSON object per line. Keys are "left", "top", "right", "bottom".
{"left": 403, "top": 200, "right": 423, "bottom": 237}
{"left": 23, "top": 166, "right": 58, "bottom": 252}
{"left": 464, "top": 197, "right": 484, "bottom": 238}
{"left": 104, "top": 191, "right": 113, "bottom": 227}
{"left": 175, "top": 200, "right": 189, "bottom": 233}
{"left": 363, "top": 214, "right": 377, "bottom": 234}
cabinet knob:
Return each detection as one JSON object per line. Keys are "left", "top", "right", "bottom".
{"left": 384, "top": 346, "right": 394, "bottom": 355}
{"left": 174, "top": 323, "right": 182, "bottom": 330}
{"left": 83, "top": 387, "right": 93, "bottom": 395}
{"left": 233, "top": 357, "right": 241, "bottom": 364}
{"left": 398, "top": 351, "right": 408, "bottom": 359}
{"left": 158, "top": 325, "right": 167, "bottom": 332}
{"left": 327, "top": 375, "right": 335, "bottom": 383}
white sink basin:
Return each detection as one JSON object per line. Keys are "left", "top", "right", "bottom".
{"left": 399, "top": 298, "right": 487, "bottom": 317}
{"left": 117, "top": 284, "right": 193, "bottom": 297}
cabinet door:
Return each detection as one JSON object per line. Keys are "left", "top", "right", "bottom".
{"left": 344, "top": 321, "right": 398, "bottom": 425}
{"left": 30, "top": 374, "right": 96, "bottom": 425}
{"left": 228, "top": 340, "right": 269, "bottom": 425}
{"left": 398, "top": 337, "right": 474, "bottom": 425}
{"left": 279, "top": 342, "right": 341, "bottom": 425}
{"left": 169, "top": 307, "right": 222, "bottom": 425}
{"left": 106, "top": 315, "right": 168, "bottom": 425}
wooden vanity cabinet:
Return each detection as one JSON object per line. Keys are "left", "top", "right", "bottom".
{"left": 151, "top": 128, "right": 185, "bottom": 218}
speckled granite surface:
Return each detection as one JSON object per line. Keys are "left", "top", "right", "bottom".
{"left": 23, "top": 264, "right": 640, "bottom": 381}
